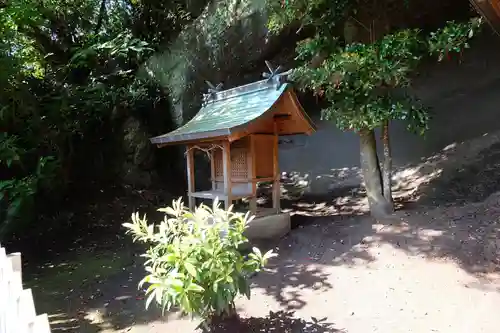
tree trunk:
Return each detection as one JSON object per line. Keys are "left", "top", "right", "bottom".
{"left": 358, "top": 128, "right": 392, "bottom": 218}
{"left": 381, "top": 120, "right": 395, "bottom": 212}
{"left": 203, "top": 303, "right": 239, "bottom": 332}
{"left": 95, "top": 0, "right": 108, "bottom": 34}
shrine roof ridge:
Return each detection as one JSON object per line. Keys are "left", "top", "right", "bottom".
{"left": 203, "top": 76, "right": 288, "bottom": 105}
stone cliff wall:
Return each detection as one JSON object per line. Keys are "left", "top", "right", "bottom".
{"left": 279, "top": 30, "right": 500, "bottom": 195}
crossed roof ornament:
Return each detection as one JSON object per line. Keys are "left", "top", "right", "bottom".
{"left": 262, "top": 60, "right": 292, "bottom": 89}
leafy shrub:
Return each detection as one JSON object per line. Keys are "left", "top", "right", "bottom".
{"left": 0, "top": 130, "right": 59, "bottom": 238}
{"left": 123, "top": 198, "right": 277, "bottom": 323}
{"left": 429, "top": 18, "right": 484, "bottom": 61}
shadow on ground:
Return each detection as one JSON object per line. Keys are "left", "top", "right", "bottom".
{"left": 209, "top": 311, "right": 345, "bottom": 332}
{"left": 248, "top": 132, "right": 500, "bottom": 310}
{"left": 26, "top": 247, "right": 168, "bottom": 332}
{"left": 249, "top": 215, "right": 375, "bottom": 311}
{"left": 418, "top": 141, "right": 500, "bottom": 206}
{"left": 374, "top": 135, "right": 500, "bottom": 276}
{"left": 255, "top": 132, "right": 500, "bottom": 312}
{"left": 12, "top": 185, "right": 172, "bottom": 332}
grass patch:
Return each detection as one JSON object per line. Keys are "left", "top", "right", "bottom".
{"left": 26, "top": 250, "right": 133, "bottom": 299}
{"left": 21, "top": 249, "right": 137, "bottom": 333}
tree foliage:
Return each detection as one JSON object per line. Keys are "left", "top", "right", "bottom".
{"left": 293, "top": 29, "right": 429, "bottom": 133}
{"left": 0, "top": 0, "right": 291, "bottom": 241}
{"left": 267, "top": 0, "right": 484, "bottom": 215}
{"left": 0, "top": 0, "right": 209, "bottom": 239}
{"left": 269, "top": 2, "right": 483, "bottom": 134}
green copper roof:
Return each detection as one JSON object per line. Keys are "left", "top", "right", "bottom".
{"left": 150, "top": 79, "right": 291, "bottom": 145}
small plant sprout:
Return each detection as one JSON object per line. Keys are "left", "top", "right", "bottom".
{"left": 123, "top": 197, "right": 277, "bottom": 324}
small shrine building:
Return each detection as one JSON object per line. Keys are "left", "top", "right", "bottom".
{"left": 150, "top": 65, "right": 315, "bottom": 223}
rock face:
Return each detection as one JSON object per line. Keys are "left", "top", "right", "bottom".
{"left": 136, "top": 0, "right": 301, "bottom": 189}
{"left": 139, "top": 0, "right": 471, "bottom": 131}
{"left": 142, "top": 0, "right": 299, "bottom": 126}
{"left": 121, "top": 116, "right": 157, "bottom": 188}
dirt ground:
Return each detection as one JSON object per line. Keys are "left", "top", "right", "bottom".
{"left": 18, "top": 130, "right": 500, "bottom": 332}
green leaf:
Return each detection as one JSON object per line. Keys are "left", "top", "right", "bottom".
{"left": 155, "top": 287, "right": 164, "bottom": 305}
{"left": 187, "top": 283, "right": 204, "bottom": 293}
{"left": 263, "top": 249, "right": 277, "bottom": 260}
{"left": 165, "top": 253, "right": 177, "bottom": 263}
{"left": 184, "top": 262, "right": 198, "bottom": 278}
{"left": 180, "top": 294, "right": 191, "bottom": 313}
{"left": 145, "top": 292, "right": 156, "bottom": 310}
{"left": 169, "top": 278, "right": 184, "bottom": 293}
{"left": 158, "top": 206, "right": 177, "bottom": 216}
{"left": 252, "top": 247, "right": 262, "bottom": 259}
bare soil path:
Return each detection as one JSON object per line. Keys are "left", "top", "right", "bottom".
{"left": 243, "top": 211, "right": 500, "bottom": 333}
{"left": 115, "top": 203, "right": 500, "bottom": 333}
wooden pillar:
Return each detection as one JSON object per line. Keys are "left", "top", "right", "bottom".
{"left": 249, "top": 135, "right": 257, "bottom": 215}
{"left": 210, "top": 149, "right": 216, "bottom": 190}
{"left": 222, "top": 141, "right": 232, "bottom": 209}
{"left": 272, "top": 123, "right": 281, "bottom": 213}
{"left": 186, "top": 146, "right": 195, "bottom": 210}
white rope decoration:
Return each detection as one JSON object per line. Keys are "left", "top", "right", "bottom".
{"left": 184, "top": 144, "right": 224, "bottom": 160}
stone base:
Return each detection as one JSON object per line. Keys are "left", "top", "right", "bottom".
{"left": 243, "top": 213, "right": 291, "bottom": 244}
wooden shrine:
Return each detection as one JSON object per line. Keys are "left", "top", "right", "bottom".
{"left": 150, "top": 63, "right": 315, "bottom": 217}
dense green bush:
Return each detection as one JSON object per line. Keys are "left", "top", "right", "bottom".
{"left": 123, "top": 198, "right": 277, "bottom": 324}
{"left": 0, "top": 0, "right": 207, "bottom": 241}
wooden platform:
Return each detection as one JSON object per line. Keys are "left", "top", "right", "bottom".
{"left": 189, "top": 188, "right": 253, "bottom": 201}
{"left": 189, "top": 191, "right": 278, "bottom": 217}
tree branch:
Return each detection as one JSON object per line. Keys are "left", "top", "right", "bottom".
{"left": 95, "top": 0, "right": 108, "bottom": 35}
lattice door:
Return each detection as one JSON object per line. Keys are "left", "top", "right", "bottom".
{"left": 213, "top": 143, "right": 249, "bottom": 181}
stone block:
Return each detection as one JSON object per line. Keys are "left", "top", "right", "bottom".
{"left": 243, "top": 213, "right": 291, "bottom": 243}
